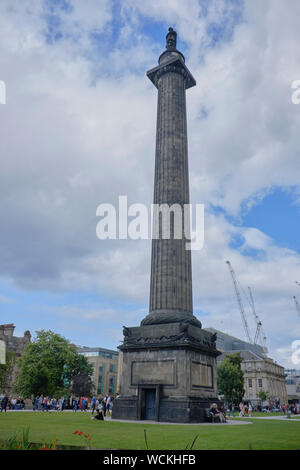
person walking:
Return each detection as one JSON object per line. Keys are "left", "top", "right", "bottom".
{"left": 11, "top": 397, "right": 17, "bottom": 410}
{"left": 101, "top": 397, "right": 107, "bottom": 417}
{"left": 106, "top": 395, "right": 111, "bottom": 416}
{"left": 228, "top": 402, "right": 235, "bottom": 418}
{"left": 57, "top": 397, "right": 63, "bottom": 412}
{"left": 73, "top": 398, "right": 78, "bottom": 412}
{"left": 33, "top": 396, "right": 39, "bottom": 411}
{"left": 0, "top": 396, "right": 9, "bottom": 412}
{"left": 248, "top": 403, "right": 253, "bottom": 417}
{"left": 84, "top": 398, "right": 89, "bottom": 412}
{"left": 43, "top": 397, "right": 49, "bottom": 412}
{"left": 81, "top": 398, "right": 86, "bottom": 411}
{"left": 91, "top": 396, "right": 96, "bottom": 415}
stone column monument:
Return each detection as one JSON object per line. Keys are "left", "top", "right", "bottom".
{"left": 112, "top": 28, "right": 220, "bottom": 423}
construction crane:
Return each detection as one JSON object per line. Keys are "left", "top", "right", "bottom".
{"left": 248, "top": 286, "right": 262, "bottom": 344}
{"left": 226, "top": 260, "right": 252, "bottom": 343}
{"left": 248, "top": 286, "right": 267, "bottom": 350}
{"left": 293, "top": 296, "right": 300, "bottom": 318}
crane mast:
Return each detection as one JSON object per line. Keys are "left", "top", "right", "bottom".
{"left": 248, "top": 286, "right": 260, "bottom": 342}
{"left": 248, "top": 286, "right": 267, "bottom": 350}
{"left": 226, "top": 261, "right": 252, "bottom": 343}
{"left": 293, "top": 296, "right": 300, "bottom": 318}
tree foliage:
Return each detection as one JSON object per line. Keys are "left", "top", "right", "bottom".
{"left": 217, "top": 352, "right": 245, "bottom": 404}
{"left": 258, "top": 390, "right": 269, "bottom": 403}
{"left": 71, "top": 374, "right": 94, "bottom": 397}
{"left": 14, "top": 330, "right": 93, "bottom": 398}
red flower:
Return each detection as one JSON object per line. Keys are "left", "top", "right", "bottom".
{"left": 78, "top": 432, "right": 83, "bottom": 436}
{"left": 73, "top": 430, "right": 79, "bottom": 434}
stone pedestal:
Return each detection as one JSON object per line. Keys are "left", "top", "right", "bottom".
{"left": 112, "top": 323, "right": 221, "bottom": 422}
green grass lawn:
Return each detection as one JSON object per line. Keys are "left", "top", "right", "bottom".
{"left": 0, "top": 412, "right": 299, "bottom": 450}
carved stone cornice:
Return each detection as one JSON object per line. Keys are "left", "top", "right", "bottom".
{"left": 120, "top": 323, "right": 220, "bottom": 356}
{"left": 147, "top": 57, "right": 196, "bottom": 90}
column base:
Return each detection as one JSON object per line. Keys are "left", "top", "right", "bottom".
{"left": 112, "top": 395, "right": 222, "bottom": 423}
{"left": 141, "top": 311, "right": 202, "bottom": 328}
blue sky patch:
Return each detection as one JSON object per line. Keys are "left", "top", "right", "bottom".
{"left": 242, "top": 188, "right": 300, "bottom": 253}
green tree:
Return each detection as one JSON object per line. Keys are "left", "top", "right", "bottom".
{"left": 0, "top": 350, "right": 17, "bottom": 393}
{"left": 71, "top": 374, "right": 94, "bottom": 397}
{"left": 258, "top": 390, "right": 269, "bottom": 404}
{"left": 14, "top": 330, "right": 93, "bottom": 398}
{"left": 217, "top": 352, "right": 245, "bottom": 404}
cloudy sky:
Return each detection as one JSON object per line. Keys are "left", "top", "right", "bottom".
{"left": 0, "top": 0, "right": 300, "bottom": 368}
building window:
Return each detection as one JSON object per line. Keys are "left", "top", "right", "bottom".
{"left": 100, "top": 352, "right": 112, "bottom": 359}
{"left": 79, "top": 351, "right": 98, "bottom": 357}
{"left": 248, "top": 379, "right": 252, "bottom": 388}
{"left": 109, "top": 376, "right": 115, "bottom": 395}
{"left": 109, "top": 364, "right": 115, "bottom": 373}
{"left": 97, "top": 364, "right": 105, "bottom": 395}
{"left": 258, "top": 379, "right": 263, "bottom": 388}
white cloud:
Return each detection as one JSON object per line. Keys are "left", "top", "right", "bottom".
{"left": 0, "top": 294, "right": 17, "bottom": 305}
{"left": 0, "top": 0, "right": 300, "bottom": 366}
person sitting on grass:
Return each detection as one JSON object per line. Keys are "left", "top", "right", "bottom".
{"left": 91, "top": 409, "right": 104, "bottom": 421}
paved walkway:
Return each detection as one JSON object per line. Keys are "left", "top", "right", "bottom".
{"left": 1, "top": 410, "right": 252, "bottom": 425}
{"left": 238, "top": 415, "right": 300, "bottom": 422}
{"left": 4, "top": 410, "right": 300, "bottom": 423}
{"left": 107, "top": 418, "right": 252, "bottom": 426}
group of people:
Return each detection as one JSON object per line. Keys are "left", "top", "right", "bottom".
{"left": 225, "top": 402, "right": 298, "bottom": 417}
{"left": 237, "top": 402, "right": 253, "bottom": 417}
{"left": 31, "top": 395, "right": 115, "bottom": 413}
{"left": 90, "top": 395, "right": 113, "bottom": 417}
{"left": 0, "top": 396, "right": 25, "bottom": 412}
{"left": 90, "top": 395, "right": 117, "bottom": 421}
{"left": 208, "top": 402, "right": 253, "bottom": 422}
{"left": 0, "top": 394, "right": 117, "bottom": 413}
{"left": 33, "top": 396, "right": 66, "bottom": 411}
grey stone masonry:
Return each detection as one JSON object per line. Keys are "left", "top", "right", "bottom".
{"left": 142, "top": 28, "right": 199, "bottom": 327}
{"left": 112, "top": 29, "right": 221, "bottom": 423}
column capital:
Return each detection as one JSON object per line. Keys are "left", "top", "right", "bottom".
{"left": 147, "top": 57, "right": 196, "bottom": 90}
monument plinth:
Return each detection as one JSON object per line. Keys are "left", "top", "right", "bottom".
{"left": 112, "top": 28, "right": 220, "bottom": 423}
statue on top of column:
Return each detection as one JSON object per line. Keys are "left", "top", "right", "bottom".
{"left": 166, "top": 27, "right": 177, "bottom": 50}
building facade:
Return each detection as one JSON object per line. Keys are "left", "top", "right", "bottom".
{"left": 0, "top": 339, "right": 5, "bottom": 365}
{"left": 285, "top": 369, "right": 300, "bottom": 403}
{"left": 206, "top": 328, "right": 288, "bottom": 406}
{"left": 0, "top": 324, "right": 31, "bottom": 394}
{"left": 76, "top": 346, "right": 119, "bottom": 397}
{"left": 241, "top": 352, "right": 287, "bottom": 406}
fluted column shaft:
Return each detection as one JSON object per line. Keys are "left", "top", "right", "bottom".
{"left": 149, "top": 70, "right": 193, "bottom": 316}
